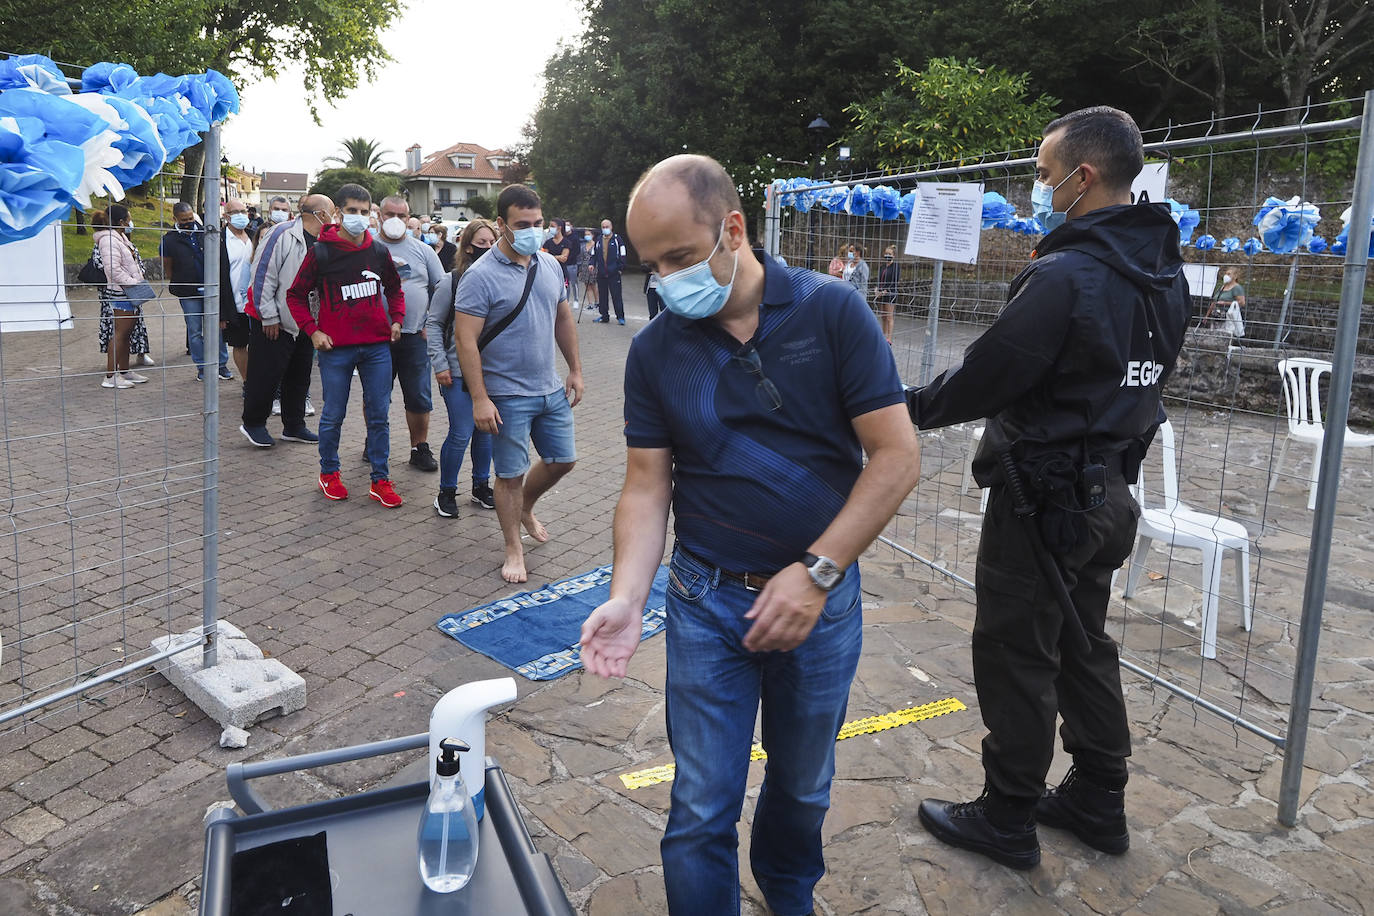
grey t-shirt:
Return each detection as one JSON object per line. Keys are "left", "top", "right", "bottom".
{"left": 454, "top": 245, "right": 567, "bottom": 397}
{"left": 375, "top": 233, "right": 444, "bottom": 333}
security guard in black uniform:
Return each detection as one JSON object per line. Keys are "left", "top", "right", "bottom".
{"left": 906, "top": 106, "right": 1191, "bottom": 869}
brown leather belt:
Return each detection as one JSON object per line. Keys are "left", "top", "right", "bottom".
{"left": 676, "top": 543, "right": 776, "bottom": 592}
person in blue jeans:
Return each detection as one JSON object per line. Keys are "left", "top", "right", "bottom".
{"left": 160, "top": 201, "right": 230, "bottom": 379}
{"left": 426, "top": 219, "right": 499, "bottom": 517}
{"left": 579, "top": 155, "right": 920, "bottom": 916}
{"left": 286, "top": 183, "right": 407, "bottom": 508}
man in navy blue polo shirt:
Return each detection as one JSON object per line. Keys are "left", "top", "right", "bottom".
{"left": 579, "top": 155, "right": 920, "bottom": 916}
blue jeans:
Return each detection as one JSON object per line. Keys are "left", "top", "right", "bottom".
{"left": 178, "top": 296, "right": 228, "bottom": 371}
{"left": 660, "top": 546, "right": 862, "bottom": 916}
{"left": 437, "top": 378, "right": 493, "bottom": 490}
{"left": 490, "top": 390, "right": 577, "bottom": 478}
{"left": 317, "top": 343, "right": 392, "bottom": 481}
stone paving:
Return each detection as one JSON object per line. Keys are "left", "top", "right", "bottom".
{"left": 0, "top": 285, "right": 1371, "bottom": 915}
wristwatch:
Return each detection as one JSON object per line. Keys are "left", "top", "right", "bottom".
{"left": 802, "top": 552, "right": 845, "bottom": 591}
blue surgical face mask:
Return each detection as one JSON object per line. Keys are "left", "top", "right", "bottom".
{"left": 341, "top": 213, "right": 369, "bottom": 236}
{"left": 601, "top": 227, "right": 611, "bottom": 236}
{"left": 657, "top": 219, "right": 738, "bottom": 320}
{"left": 507, "top": 224, "right": 544, "bottom": 256}
{"left": 423, "top": 232, "right": 438, "bottom": 245}
{"left": 1031, "top": 166, "right": 1084, "bottom": 232}
{"left": 228, "top": 213, "right": 249, "bottom": 230}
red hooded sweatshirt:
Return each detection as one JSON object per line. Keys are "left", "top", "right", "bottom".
{"left": 287, "top": 224, "right": 405, "bottom": 346}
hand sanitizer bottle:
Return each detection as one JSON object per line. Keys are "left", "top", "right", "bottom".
{"left": 418, "top": 737, "right": 479, "bottom": 892}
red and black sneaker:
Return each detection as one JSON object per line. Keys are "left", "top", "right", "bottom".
{"left": 369, "top": 478, "right": 402, "bottom": 508}
{"left": 318, "top": 472, "right": 348, "bottom": 500}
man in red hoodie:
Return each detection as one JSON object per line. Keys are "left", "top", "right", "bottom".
{"left": 287, "top": 184, "right": 407, "bottom": 507}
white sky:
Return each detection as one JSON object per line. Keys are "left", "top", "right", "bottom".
{"left": 222, "top": 0, "right": 585, "bottom": 178}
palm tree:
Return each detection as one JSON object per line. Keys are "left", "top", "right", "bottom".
{"left": 325, "top": 138, "right": 397, "bottom": 172}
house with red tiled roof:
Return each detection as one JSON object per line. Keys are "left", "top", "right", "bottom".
{"left": 401, "top": 142, "right": 514, "bottom": 221}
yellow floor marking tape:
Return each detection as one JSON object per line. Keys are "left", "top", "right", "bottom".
{"left": 619, "top": 696, "right": 967, "bottom": 790}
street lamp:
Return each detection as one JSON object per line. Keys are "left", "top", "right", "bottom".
{"left": 806, "top": 116, "right": 829, "bottom": 270}
{"left": 807, "top": 116, "right": 830, "bottom": 179}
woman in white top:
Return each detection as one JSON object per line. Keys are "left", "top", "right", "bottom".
{"left": 93, "top": 205, "right": 150, "bottom": 389}
{"left": 843, "top": 244, "right": 870, "bottom": 302}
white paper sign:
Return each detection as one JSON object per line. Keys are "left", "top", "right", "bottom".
{"left": 0, "top": 222, "right": 72, "bottom": 332}
{"left": 1131, "top": 160, "right": 1169, "bottom": 205}
{"left": 903, "top": 182, "right": 984, "bottom": 265}
{"left": 1181, "top": 263, "right": 1220, "bottom": 299}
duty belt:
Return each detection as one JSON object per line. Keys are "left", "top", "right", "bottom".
{"left": 676, "top": 543, "right": 776, "bottom": 592}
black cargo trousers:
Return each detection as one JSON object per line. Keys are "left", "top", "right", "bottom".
{"left": 972, "top": 471, "right": 1139, "bottom": 802}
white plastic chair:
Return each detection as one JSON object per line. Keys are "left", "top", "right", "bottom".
{"left": 1123, "top": 420, "right": 1253, "bottom": 659}
{"left": 1270, "top": 358, "right": 1374, "bottom": 510}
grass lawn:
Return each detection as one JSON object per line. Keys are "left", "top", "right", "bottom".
{"left": 60, "top": 194, "right": 176, "bottom": 266}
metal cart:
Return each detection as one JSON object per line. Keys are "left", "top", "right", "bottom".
{"left": 200, "top": 733, "right": 574, "bottom": 916}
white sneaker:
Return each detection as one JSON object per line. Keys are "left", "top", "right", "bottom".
{"left": 102, "top": 374, "right": 135, "bottom": 389}
{"left": 304, "top": 396, "right": 316, "bottom": 416}
{"left": 271, "top": 399, "right": 282, "bottom": 416}
{"left": 120, "top": 370, "right": 150, "bottom": 384}
{"left": 138, "top": 353, "right": 156, "bottom": 366}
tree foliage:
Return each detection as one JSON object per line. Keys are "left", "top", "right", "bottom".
{"left": 1125, "top": 0, "right": 1374, "bottom": 121}
{"left": 0, "top": 0, "right": 404, "bottom": 208}
{"left": 844, "top": 58, "right": 1060, "bottom": 170}
{"left": 326, "top": 138, "right": 397, "bottom": 172}
{"left": 308, "top": 168, "right": 401, "bottom": 203}
{"left": 0, "top": 0, "right": 401, "bottom": 114}
{"left": 465, "top": 195, "right": 495, "bottom": 219}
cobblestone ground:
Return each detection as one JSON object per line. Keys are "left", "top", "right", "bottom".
{"left": 1, "top": 286, "right": 1371, "bottom": 915}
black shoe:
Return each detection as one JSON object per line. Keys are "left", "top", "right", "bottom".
{"left": 470, "top": 482, "right": 495, "bottom": 510}
{"left": 434, "top": 487, "right": 459, "bottom": 518}
{"left": 918, "top": 792, "right": 1040, "bottom": 870}
{"left": 280, "top": 426, "right": 319, "bottom": 443}
{"left": 239, "top": 424, "right": 275, "bottom": 448}
{"left": 592, "top": 317, "right": 608, "bottom": 323}
{"left": 1035, "top": 766, "right": 1129, "bottom": 855}
{"left": 410, "top": 442, "right": 438, "bottom": 472}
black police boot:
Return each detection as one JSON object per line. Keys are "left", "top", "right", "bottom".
{"left": 1035, "top": 766, "right": 1129, "bottom": 855}
{"left": 917, "top": 789, "right": 1040, "bottom": 870}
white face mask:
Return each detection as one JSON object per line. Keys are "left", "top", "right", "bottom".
{"left": 1222, "top": 274, "right": 1232, "bottom": 284}
{"left": 269, "top": 209, "right": 289, "bottom": 223}
{"left": 382, "top": 216, "right": 407, "bottom": 239}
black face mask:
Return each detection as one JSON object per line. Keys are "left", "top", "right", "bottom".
{"left": 469, "top": 246, "right": 489, "bottom": 261}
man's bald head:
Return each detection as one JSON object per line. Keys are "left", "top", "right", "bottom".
{"left": 629, "top": 154, "right": 742, "bottom": 229}
{"left": 299, "top": 194, "right": 332, "bottom": 215}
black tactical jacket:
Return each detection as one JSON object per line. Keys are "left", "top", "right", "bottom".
{"left": 908, "top": 201, "right": 1192, "bottom": 485}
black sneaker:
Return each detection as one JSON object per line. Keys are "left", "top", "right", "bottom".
{"left": 410, "top": 442, "right": 438, "bottom": 472}
{"left": 434, "top": 487, "right": 459, "bottom": 518}
{"left": 280, "top": 426, "right": 319, "bottom": 443}
{"left": 239, "top": 424, "right": 275, "bottom": 448}
{"left": 471, "top": 482, "right": 495, "bottom": 510}
{"left": 918, "top": 791, "right": 1040, "bottom": 870}
{"left": 1035, "top": 766, "right": 1129, "bottom": 854}
{"left": 218, "top": 366, "right": 234, "bottom": 380}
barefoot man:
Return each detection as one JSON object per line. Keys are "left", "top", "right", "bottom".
{"left": 455, "top": 183, "right": 583, "bottom": 582}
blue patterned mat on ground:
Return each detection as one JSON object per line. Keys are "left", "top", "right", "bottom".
{"left": 436, "top": 565, "right": 669, "bottom": 680}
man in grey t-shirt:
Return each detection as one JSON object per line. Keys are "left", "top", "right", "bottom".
{"left": 455, "top": 184, "right": 584, "bottom": 584}
{"left": 376, "top": 195, "right": 446, "bottom": 471}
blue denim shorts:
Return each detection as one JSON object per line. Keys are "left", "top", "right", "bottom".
{"left": 490, "top": 390, "right": 577, "bottom": 478}
{"left": 390, "top": 331, "right": 432, "bottom": 413}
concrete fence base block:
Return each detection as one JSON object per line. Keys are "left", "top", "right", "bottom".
{"left": 151, "top": 621, "right": 306, "bottom": 729}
